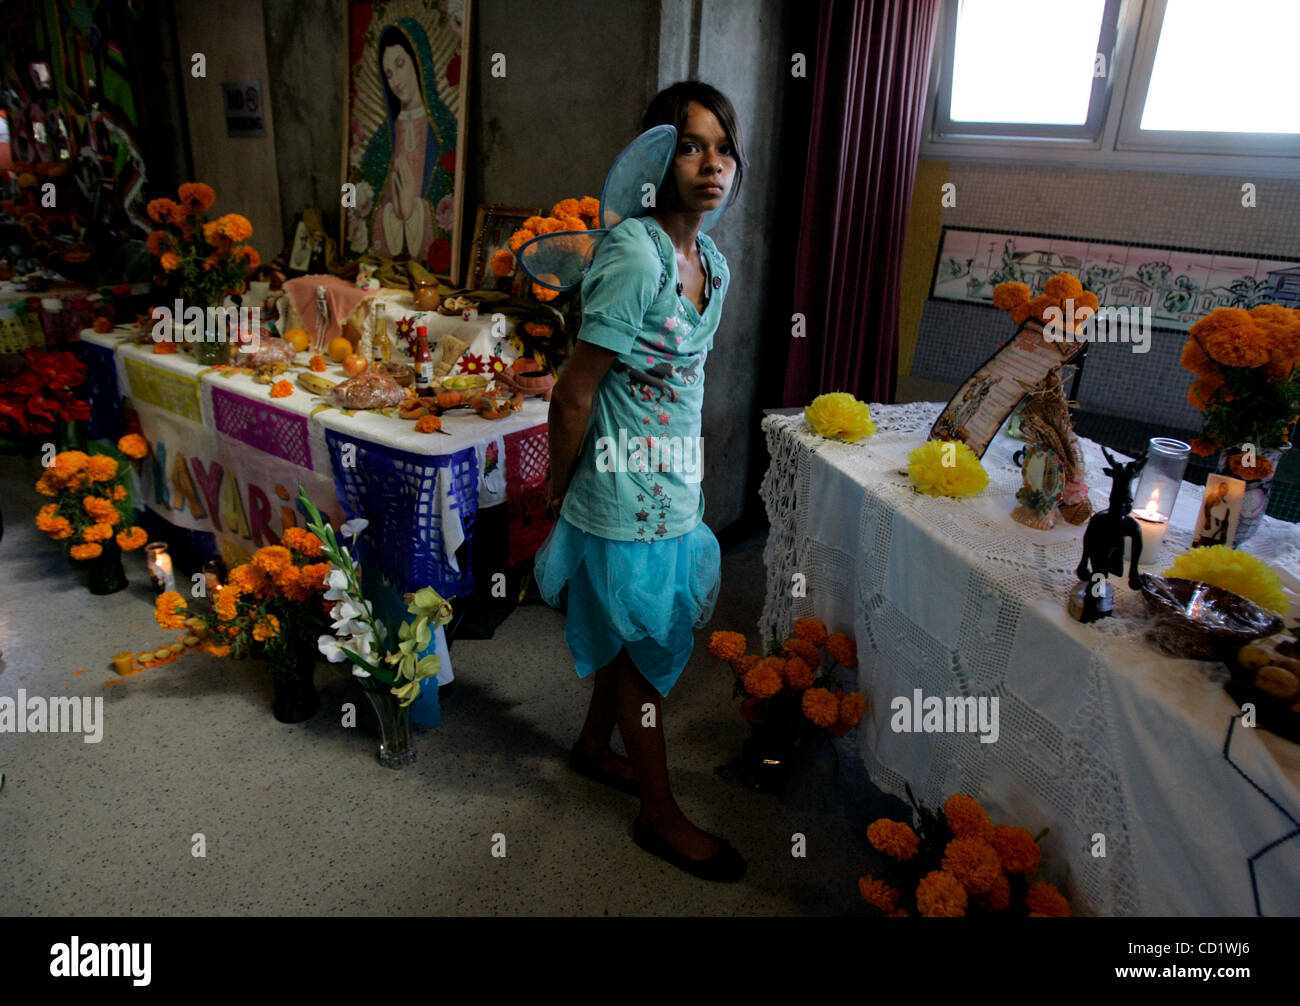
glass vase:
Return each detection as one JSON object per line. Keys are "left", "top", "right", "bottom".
{"left": 83, "top": 540, "right": 128, "bottom": 595}
{"left": 357, "top": 673, "right": 415, "bottom": 769}
{"left": 266, "top": 641, "right": 320, "bottom": 723}
{"left": 1217, "top": 446, "right": 1288, "bottom": 544}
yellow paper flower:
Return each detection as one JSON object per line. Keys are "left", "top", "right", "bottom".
{"left": 1164, "top": 546, "right": 1286, "bottom": 613}
{"left": 908, "top": 440, "right": 989, "bottom": 497}
{"left": 804, "top": 392, "right": 876, "bottom": 442}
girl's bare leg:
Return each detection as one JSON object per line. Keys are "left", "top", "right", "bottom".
{"left": 610, "top": 648, "right": 720, "bottom": 861}
{"left": 573, "top": 660, "right": 634, "bottom": 783}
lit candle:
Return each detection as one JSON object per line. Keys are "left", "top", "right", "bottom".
{"left": 146, "top": 542, "right": 176, "bottom": 594}
{"left": 1130, "top": 486, "right": 1167, "bottom": 565}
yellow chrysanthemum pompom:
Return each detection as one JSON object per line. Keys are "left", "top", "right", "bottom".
{"left": 908, "top": 440, "right": 989, "bottom": 497}
{"left": 804, "top": 392, "right": 876, "bottom": 443}
{"left": 1163, "top": 546, "right": 1286, "bottom": 614}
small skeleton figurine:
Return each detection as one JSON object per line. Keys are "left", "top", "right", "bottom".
{"left": 1072, "top": 447, "right": 1146, "bottom": 622}
{"left": 314, "top": 284, "right": 329, "bottom": 349}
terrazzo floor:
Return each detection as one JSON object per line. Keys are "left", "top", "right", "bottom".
{"left": 0, "top": 454, "right": 898, "bottom": 916}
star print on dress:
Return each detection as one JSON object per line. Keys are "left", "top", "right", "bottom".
{"left": 657, "top": 412, "right": 670, "bottom": 425}
{"left": 663, "top": 317, "right": 678, "bottom": 331}
{"left": 636, "top": 493, "right": 645, "bottom": 502}
{"left": 635, "top": 508, "right": 649, "bottom": 521}
{"left": 656, "top": 523, "right": 668, "bottom": 536}
{"left": 652, "top": 482, "right": 663, "bottom": 494}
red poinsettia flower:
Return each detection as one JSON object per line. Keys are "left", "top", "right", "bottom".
{"left": 24, "top": 348, "right": 85, "bottom": 387}
{"left": 458, "top": 353, "right": 484, "bottom": 375}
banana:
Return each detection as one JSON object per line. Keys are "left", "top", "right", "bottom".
{"left": 441, "top": 374, "right": 489, "bottom": 391}
{"left": 297, "top": 373, "right": 338, "bottom": 396}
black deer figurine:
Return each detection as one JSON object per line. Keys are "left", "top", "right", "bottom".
{"left": 1073, "top": 447, "right": 1146, "bottom": 622}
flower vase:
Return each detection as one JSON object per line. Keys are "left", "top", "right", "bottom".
{"left": 266, "top": 642, "right": 320, "bottom": 723}
{"left": 83, "top": 540, "right": 128, "bottom": 595}
{"left": 1217, "top": 446, "right": 1288, "bottom": 544}
{"left": 357, "top": 673, "right": 415, "bottom": 769}
{"left": 184, "top": 294, "right": 230, "bottom": 367}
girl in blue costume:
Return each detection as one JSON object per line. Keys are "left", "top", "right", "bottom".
{"left": 532, "top": 82, "right": 747, "bottom": 882}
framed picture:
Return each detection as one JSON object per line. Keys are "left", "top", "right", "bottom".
{"left": 467, "top": 204, "right": 544, "bottom": 295}
{"left": 1192, "top": 474, "right": 1246, "bottom": 549}
{"left": 341, "top": 0, "right": 472, "bottom": 284}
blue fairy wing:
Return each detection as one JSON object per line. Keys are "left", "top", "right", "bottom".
{"left": 517, "top": 229, "right": 603, "bottom": 292}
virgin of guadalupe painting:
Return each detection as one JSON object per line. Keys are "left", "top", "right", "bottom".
{"left": 343, "top": 1, "right": 471, "bottom": 283}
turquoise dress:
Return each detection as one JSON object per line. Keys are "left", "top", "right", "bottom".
{"left": 533, "top": 216, "right": 728, "bottom": 696}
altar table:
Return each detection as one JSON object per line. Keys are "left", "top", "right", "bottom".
{"left": 759, "top": 401, "right": 1300, "bottom": 916}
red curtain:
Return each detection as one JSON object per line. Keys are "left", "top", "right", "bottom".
{"left": 782, "top": 0, "right": 942, "bottom": 406}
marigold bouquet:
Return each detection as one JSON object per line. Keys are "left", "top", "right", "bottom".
{"left": 708, "top": 618, "right": 867, "bottom": 739}
{"left": 498, "top": 196, "right": 601, "bottom": 303}
{"left": 858, "top": 788, "right": 1071, "bottom": 917}
{"left": 146, "top": 182, "right": 257, "bottom": 312}
{"left": 34, "top": 435, "right": 149, "bottom": 560}
{"left": 299, "top": 488, "right": 453, "bottom": 707}
{"left": 149, "top": 529, "right": 332, "bottom": 666}
{"left": 1179, "top": 305, "right": 1300, "bottom": 472}
{"left": 0, "top": 348, "right": 91, "bottom": 445}
{"left": 993, "top": 272, "right": 1097, "bottom": 333}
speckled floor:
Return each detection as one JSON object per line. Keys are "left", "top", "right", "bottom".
{"left": 0, "top": 454, "right": 896, "bottom": 916}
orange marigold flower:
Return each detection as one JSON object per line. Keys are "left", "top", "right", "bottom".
{"left": 159, "top": 251, "right": 181, "bottom": 272}
{"left": 146, "top": 230, "right": 171, "bottom": 256}
{"left": 802, "top": 686, "right": 839, "bottom": 728}
{"left": 1191, "top": 308, "right": 1268, "bottom": 369}
{"left": 298, "top": 562, "right": 331, "bottom": 592}
{"left": 214, "top": 585, "right": 242, "bottom": 621}
{"left": 111, "top": 485, "right": 127, "bottom": 501}
{"left": 743, "top": 664, "right": 784, "bottom": 699}
{"left": 490, "top": 248, "right": 515, "bottom": 277}
{"left": 118, "top": 436, "right": 148, "bottom": 464}
{"left": 146, "top": 198, "right": 179, "bottom": 223}
{"left": 69, "top": 543, "right": 102, "bottom": 560}
{"left": 1026, "top": 294, "right": 1056, "bottom": 323}
{"left": 551, "top": 198, "right": 582, "bottom": 220}
{"left": 309, "top": 354, "right": 327, "bottom": 372}
{"left": 83, "top": 522, "right": 115, "bottom": 543}
{"left": 992, "top": 281, "right": 1030, "bottom": 311}
{"left": 533, "top": 217, "right": 563, "bottom": 235}
{"left": 507, "top": 228, "right": 536, "bottom": 253}
{"left": 270, "top": 379, "right": 294, "bottom": 398}
{"left": 1251, "top": 304, "right": 1300, "bottom": 380}
{"left": 521, "top": 215, "right": 547, "bottom": 234}
{"left": 826, "top": 631, "right": 857, "bottom": 667}
{"left": 916, "top": 870, "right": 968, "bottom": 917}
{"left": 1229, "top": 452, "right": 1273, "bottom": 480}
{"left": 178, "top": 182, "right": 216, "bottom": 212}
{"left": 236, "top": 245, "right": 260, "bottom": 270}
{"left": 1189, "top": 437, "right": 1216, "bottom": 457}
{"left": 1009, "top": 302, "right": 1034, "bottom": 326}
{"left": 858, "top": 876, "right": 900, "bottom": 913}
{"left": 838, "top": 691, "right": 867, "bottom": 727}
{"left": 35, "top": 472, "right": 61, "bottom": 496}
{"left": 531, "top": 280, "right": 560, "bottom": 302}
{"left": 414, "top": 414, "right": 442, "bottom": 433}
{"left": 252, "top": 614, "right": 281, "bottom": 641}
{"left": 732, "top": 653, "right": 761, "bottom": 676}
{"left": 942, "top": 836, "right": 1003, "bottom": 895}
{"left": 116, "top": 526, "right": 148, "bottom": 551}
{"left": 781, "top": 636, "right": 821, "bottom": 666}
{"left": 49, "top": 517, "right": 74, "bottom": 540}
{"left": 1025, "top": 881, "right": 1071, "bottom": 917}
{"left": 558, "top": 215, "right": 587, "bottom": 232}
{"left": 522, "top": 321, "right": 553, "bottom": 340}
{"left": 944, "top": 793, "right": 994, "bottom": 842}
{"left": 793, "top": 618, "right": 828, "bottom": 646}
{"left": 86, "top": 455, "right": 118, "bottom": 482}
{"left": 867, "top": 818, "right": 920, "bottom": 861}
{"left": 1180, "top": 337, "right": 1215, "bottom": 376}
{"left": 203, "top": 642, "right": 232, "bottom": 658}
{"left": 252, "top": 545, "right": 292, "bottom": 576}
{"left": 783, "top": 656, "right": 814, "bottom": 690}
{"left": 155, "top": 591, "right": 189, "bottom": 630}
{"left": 707, "top": 630, "right": 747, "bottom": 662}
{"left": 93, "top": 316, "right": 113, "bottom": 333}
{"left": 153, "top": 340, "right": 178, "bottom": 354}
{"left": 216, "top": 213, "right": 253, "bottom": 242}
{"left": 975, "top": 872, "right": 1012, "bottom": 912}
{"left": 992, "top": 825, "right": 1042, "bottom": 874}
{"left": 1042, "top": 273, "right": 1083, "bottom": 302}
{"left": 281, "top": 526, "right": 324, "bottom": 557}
{"left": 578, "top": 195, "right": 600, "bottom": 219}
{"left": 53, "top": 451, "right": 89, "bottom": 476}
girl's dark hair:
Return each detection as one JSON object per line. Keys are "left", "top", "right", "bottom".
{"left": 642, "top": 80, "right": 746, "bottom": 203}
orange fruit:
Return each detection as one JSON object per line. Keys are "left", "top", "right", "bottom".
{"left": 342, "top": 354, "right": 369, "bottom": 378}
{"left": 284, "top": 327, "right": 310, "bottom": 352}
{"left": 327, "top": 336, "right": 353, "bottom": 363}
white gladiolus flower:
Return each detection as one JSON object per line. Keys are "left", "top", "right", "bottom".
{"left": 340, "top": 518, "right": 370, "bottom": 540}
{"left": 318, "top": 634, "right": 347, "bottom": 663}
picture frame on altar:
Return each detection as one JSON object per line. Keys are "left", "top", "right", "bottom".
{"left": 467, "top": 203, "right": 544, "bottom": 295}
{"left": 340, "top": 0, "right": 472, "bottom": 285}
{"left": 929, "top": 319, "right": 1085, "bottom": 458}
{"left": 1192, "top": 474, "right": 1246, "bottom": 549}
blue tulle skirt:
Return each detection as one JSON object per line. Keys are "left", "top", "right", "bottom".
{"left": 533, "top": 516, "right": 721, "bottom": 697}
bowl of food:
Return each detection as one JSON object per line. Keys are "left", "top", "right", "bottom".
{"left": 1138, "top": 573, "right": 1284, "bottom": 661}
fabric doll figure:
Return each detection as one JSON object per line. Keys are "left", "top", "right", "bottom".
{"left": 528, "top": 81, "right": 748, "bottom": 882}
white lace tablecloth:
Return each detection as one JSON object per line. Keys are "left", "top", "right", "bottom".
{"left": 759, "top": 402, "right": 1300, "bottom": 916}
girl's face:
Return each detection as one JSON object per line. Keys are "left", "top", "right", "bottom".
{"left": 382, "top": 44, "right": 419, "bottom": 107}
{"left": 665, "top": 100, "right": 736, "bottom": 216}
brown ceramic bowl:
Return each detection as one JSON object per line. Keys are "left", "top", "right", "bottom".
{"left": 1139, "top": 573, "right": 1284, "bottom": 660}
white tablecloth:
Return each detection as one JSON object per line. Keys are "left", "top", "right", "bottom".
{"left": 759, "top": 401, "right": 1300, "bottom": 916}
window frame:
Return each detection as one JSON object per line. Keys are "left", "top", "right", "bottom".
{"left": 921, "top": 0, "right": 1300, "bottom": 179}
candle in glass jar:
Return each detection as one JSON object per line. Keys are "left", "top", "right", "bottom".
{"left": 1129, "top": 486, "right": 1167, "bottom": 565}
{"left": 145, "top": 542, "right": 176, "bottom": 594}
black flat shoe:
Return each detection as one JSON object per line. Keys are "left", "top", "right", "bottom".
{"left": 632, "top": 818, "right": 747, "bottom": 882}
{"left": 568, "top": 745, "right": 639, "bottom": 796}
